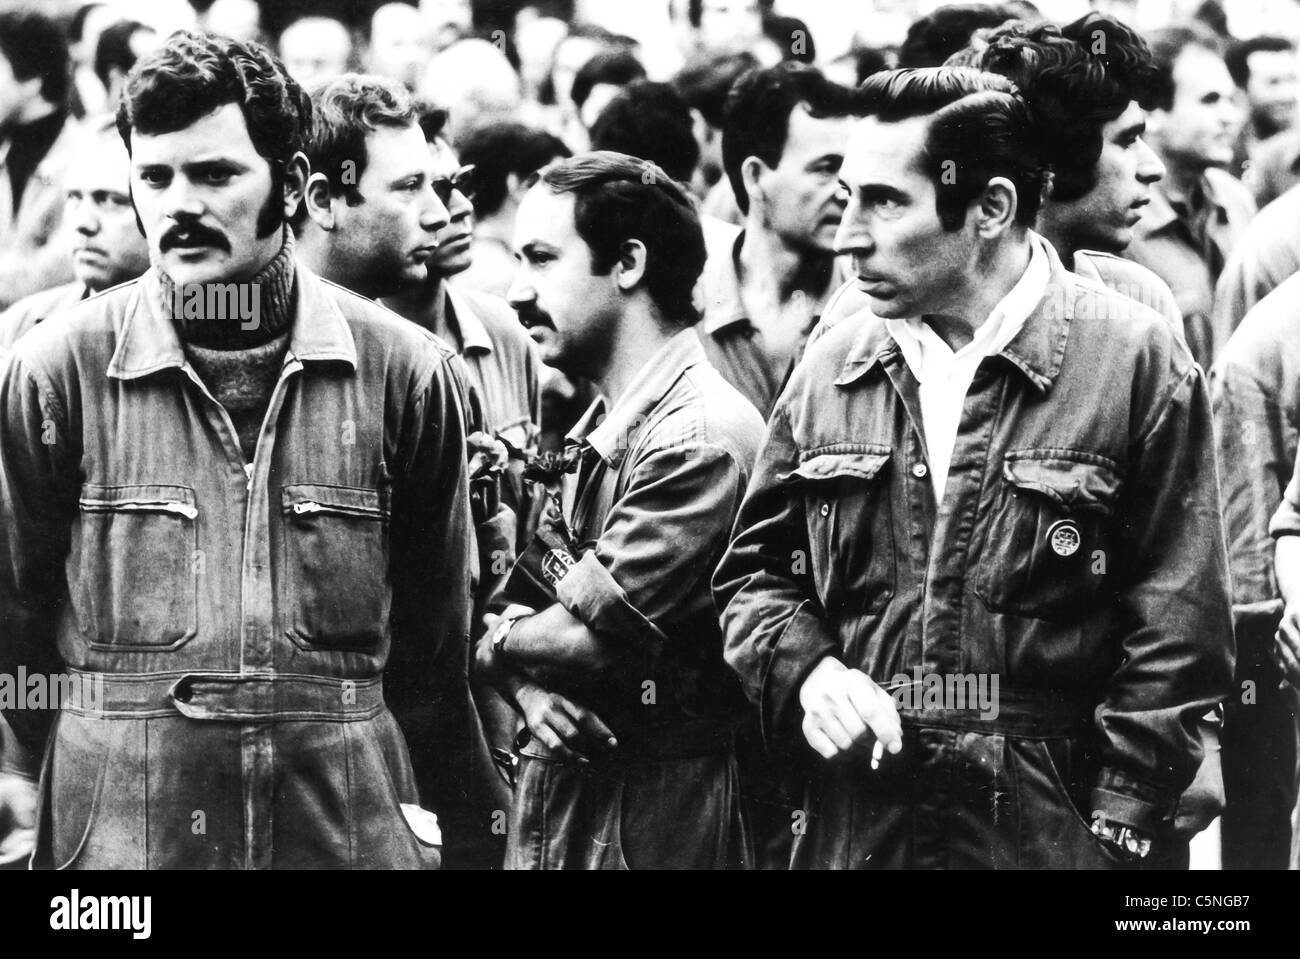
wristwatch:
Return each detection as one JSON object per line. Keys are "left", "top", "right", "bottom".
{"left": 490, "top": 614, "right": 523, "bottom": 659}
{"left": 1090, "top": 815, "right": 1152, "bottom": 860}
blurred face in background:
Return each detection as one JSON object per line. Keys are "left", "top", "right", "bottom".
{"left": 64, "top": 130, "right": 151, "bottom": 290}
{"left": 1245, "top": 48, "right": 1298, "bottom": 133}
{"left": 279, "top": 17, "right": 352, "bottom": 89}
{"left": 421, "top": 40, "right": 522, "bottom": 142}
{"left": 697, "top": 0, "right": 765, "bottom": 55}
{"left": 368, "top": 3, "right": 433, "bottom": 91}
{"left": 421, "top": 0, "right": 473, "bottom": 50}
{"left": 749, "top": 105, "right": 852, "bottom": 255}
{"left": 1149, "top": 44, "right": 1242, "bottom": 173}
{"left": 202, "top": 0, "right": 263, "bottom": 44}
{"left": 514, "top": 11, "right": 568, "bottom": 96}
{"left": 551, "top": 35, "right": 606, "bottom": 109}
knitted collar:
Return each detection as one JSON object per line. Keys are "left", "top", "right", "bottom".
{"left": 159, "top": 228, "right": 297, "bottom": 349}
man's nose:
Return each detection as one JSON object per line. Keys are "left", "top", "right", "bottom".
{"left": 1136, "top": 139, "right": 1165, "bottom": 185}
{"left": 1222, "top": 98, "right": 1244, "bottom": 129}
{"left": 71, "top": 198, "right": 100, "bottom": 237}
{"left": 421, "top": 189, "right": 450, "bottom": 233}
{"left": 161, "top": 179, "right": 205, "bottom": 220}
{"left": 834, "top": 205, "right": 871, "bottom": 257}
{"left": 506, "top": 271, "right": 533, "bottom": 313}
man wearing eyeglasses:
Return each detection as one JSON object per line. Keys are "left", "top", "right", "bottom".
{"left": 382, "top": 108, "right": 545, "bottom": 854}
{"left": 384, "top": 105, "right": 542, "bottom": 479}
{"left": 296, "top": 73, "right": 516, "bottom": 868}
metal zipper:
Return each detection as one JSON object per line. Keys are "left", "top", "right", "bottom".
{"left": 289, "top": 501, "right": 383, "bottom": 518}
{"left": 81, "top": 500, "right": 198, "bottom": 519}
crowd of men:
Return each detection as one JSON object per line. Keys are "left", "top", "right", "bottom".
{"left": 0, "top": 0, "right": 1298, "bottom": 870}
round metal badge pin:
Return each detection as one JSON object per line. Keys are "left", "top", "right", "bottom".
{"left": 1048, "top": 519, "right": 1081, "bottom": 557}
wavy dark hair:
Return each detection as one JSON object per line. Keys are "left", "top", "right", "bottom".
{"left": 116, "top": 31, "right": 311, "bottom": 237}
{"left": 722, "top": 61, "right": 855, "bottom": 214}
{"left": 458, "top": 123, "right": 571, "bottom": 217}
{"left": 976, "top": 14, "right": 1161, "bottom": 203}
{"left": 589, "top": 81, "right": 700, "bottom": 183}
{"left": 531, "top": 152, "right": 706, "bottom": 326}
{"left": 852, "top": 67, "right": 1046, "bottom": 231}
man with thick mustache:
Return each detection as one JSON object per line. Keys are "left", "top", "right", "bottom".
{"left": 0, "top": 32, "right": 476, "bottom": 869}
{"left": 715, "top": 68, "right": 1233, "bottom": 869}
{"left": 475, "top": 152, "right": 763, "bottom": 869}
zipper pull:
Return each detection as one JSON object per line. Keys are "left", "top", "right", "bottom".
{"left": 293, "top": 502, "right": 323, "bottom": 515}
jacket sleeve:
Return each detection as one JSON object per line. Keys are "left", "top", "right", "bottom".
{"left": 0, "top": 352, "right": 79, "bottom": 772}
{"left": 534, "top": 441, "right": 755, "bottom": 661}
{"left": 714, "top": 402, "right": 838, "bottom": 748}
{"left": 1210, "top": 355, "right": 1294, "bottom": 633}
{"left": 1094, "top": 363, "right": 1236, "bottom": 833}
{"left": 384, "top": 345, "right": 486, "bottom": 864}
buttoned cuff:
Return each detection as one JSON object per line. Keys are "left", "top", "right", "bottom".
{"left": 555, "top": 550, "right": 666, "bottom": 655}
{"left": 759, "top": 600, "right": 838, "bottom": 749}
{"left": 1091, "top": 766, "right": 1175, "bottom": 835}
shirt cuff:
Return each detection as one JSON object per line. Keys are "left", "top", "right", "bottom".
{"left": 555, "top": 550, "right": 666, "bottom": 655}
{"left": 759, "top": 600, "right": 839, "bottom": 749}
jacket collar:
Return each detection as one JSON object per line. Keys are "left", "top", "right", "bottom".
{"left": 1137, "top": 174, "right": 1234, "bottom": 239}
{"left": 108, "top": 261, "right": 357, "bottom": 380}
{"left": 701, "top": 228, "right": 751, "bottom": 336}
{"left": 567, "top": 328, "right": 707, "bottom": 468}
{"left": 835, "top": 233, "right": 1073, "bottom": 395}
{"left": 444, "top": 282, "right": 494, "bottom": 355}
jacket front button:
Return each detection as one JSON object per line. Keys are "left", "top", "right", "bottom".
{"left": 912, "top": 462, "right": 929, "bottom": 479}
{"left": 819, "top": 503, "right": 830, "bottom": 517}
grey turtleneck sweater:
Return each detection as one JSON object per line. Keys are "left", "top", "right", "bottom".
{"left": 158, "top": 231, "right": 297, "bottom": 461}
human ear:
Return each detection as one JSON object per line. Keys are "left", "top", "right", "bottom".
{"left": 615, "top": 239, "right": 648, "bottom": 291}
{"left": 740, "top": 155, "right": 771, "bottom": 211}
{"left": 975, "top": 176, "right": 1018, "bottom": 238}
{"left": 282, "top": 151, "right": 310, "bottom": 219}
{"left": 303, "top": 172, "right": 336, "bottom": 230}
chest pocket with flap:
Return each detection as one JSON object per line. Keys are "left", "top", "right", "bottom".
{"left": 781, "top": 447, "right": 895, "bottom": 616}
{"left": 281, "top": 483, "right": 391, "bottom": 652}
{"left": 73, "top": 484, "right": 199, "bottom": 650}
{"left": 976, "top": 452, "right": 1121, "bottom": 621}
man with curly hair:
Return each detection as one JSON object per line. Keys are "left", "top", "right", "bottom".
{"left": 0, "top": 31, "right": 476, "bottom": 869}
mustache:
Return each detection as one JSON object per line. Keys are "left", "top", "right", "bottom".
{"left": 160, "top": 221, "right": 231, "bottom": 254}
{"left": 514, "top": 302, "right": 554, "bottom": 331}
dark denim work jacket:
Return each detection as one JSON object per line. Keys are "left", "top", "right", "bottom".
{"left": 715, "top": 243, "right": 1235, "bottom": 869}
